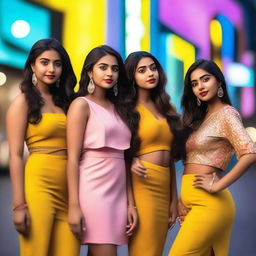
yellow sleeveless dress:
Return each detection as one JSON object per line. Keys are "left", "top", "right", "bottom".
{"left": 20, "top": 113, "right": 80, "bottom": 256}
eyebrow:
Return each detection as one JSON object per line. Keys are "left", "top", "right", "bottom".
{"left": 191, "top": 74, "right": 211, "bottom": 82}
{"left": 137, "top": 62, "right": 155, "bottom": 70}
{"left": 97, "top": 63, "right": 118, "bottom": 66}
{"left": 39, "top": 58, "right": 62, "bottom": 62}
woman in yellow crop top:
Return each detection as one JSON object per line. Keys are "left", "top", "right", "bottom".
{"left": 125, "top": 51, "right": 183, "bottom": 256}
{"left": 168, "top": 59, "right": 256, "bottom": 256}
{"left": 6, "top": 39, "right": 80, "bottom": 256}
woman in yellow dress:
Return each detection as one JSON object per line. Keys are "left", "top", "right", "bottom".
{"left": 125, "top": 51, "right": 183, "bottom": 256}
{"left": 6, "top": 38, "right": 80, "bottom": 256}
{"left": 169, "top": 59, "right": 256, "bottom": 256}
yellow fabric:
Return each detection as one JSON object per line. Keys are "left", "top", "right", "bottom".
{"left": 20, "top": 114, "right": 80, "bottom": 256}
{"left": 26, "top": 113, "right": 67, "bottom": 154}
{"left": 129, "top": 160, "right": 170, "bottom": 256}
{"left": 169, "top": 174, "right": 235, "bottom": 256}
{"left": 136, "top": 104, "right": 173, "bottom": 155}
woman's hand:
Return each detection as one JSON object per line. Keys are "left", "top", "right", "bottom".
{"left": 177, "top": 199, "right": 190, "bottom": 225}
{"left": 131, "top": 157, "right": 147, "bottom": 178}
{"left": 126, "top": 206, "right": 138, "bottom": 236}
{"left": 168, "top": 200, "right": 178, "bottom": 230}
{"left": 193, "top": 172, "right": 220, "bottom": 193}
{"left": 68, "top": 205, "right": 85, "bottom": 240}
{"left": 13, "top": 208, "right": 30, "bottom": 236}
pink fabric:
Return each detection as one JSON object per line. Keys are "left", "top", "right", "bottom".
{"left": 80, "top": 97, "right": 130, "bottom": 150}
{"left": 78, "top": 97, "right": 131, "bottom": 245}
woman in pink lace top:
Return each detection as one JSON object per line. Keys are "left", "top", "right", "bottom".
{"left": 169, "top": 59, "right": 256, "bottom": 256}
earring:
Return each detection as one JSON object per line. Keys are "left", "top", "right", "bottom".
{"left": 56, "top": 79, "right": 60, "bottom": 88}
{"left": 197, "top": 97, "right": 201, "bottom": 106}
{"left": 87, "top": 78, "right": 95, "bottom": 94}
{"left": 217, "top": 86, "right": 224, "bottom": 98}
{"left": 32, "top": 73, "right": 37, "bottom": 86}
{"left": 113, "top": 83, "right": 118, "bottom": 96}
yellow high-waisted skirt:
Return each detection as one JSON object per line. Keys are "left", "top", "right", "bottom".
{"left": 129, "top": 160, "right": 170, "bottom": 256}
{"left": 169, "top": 174, "right": 235, "bottom": 256}
{"left": 20, "top": 154, "right": 80, "bottom": 256}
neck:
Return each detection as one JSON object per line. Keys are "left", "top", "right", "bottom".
{"left": 137, "top": 88, "right": 151, "bottom": 104}
{"left": 207, "top": 97, "right": 225, "bottom": 114}
{"left": 36, "top": 82, "right": 51, "bottom": 95}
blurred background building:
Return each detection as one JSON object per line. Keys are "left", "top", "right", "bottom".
{"left": 0, "top": 0, "right": 256, "bottom": 255}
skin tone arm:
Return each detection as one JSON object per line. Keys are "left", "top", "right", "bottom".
{"left": 66, "top": 98, "right": 89, "bottom": 240}
{"left": 126, "top": 165, "right": 138, "bottom": 236}
{"left": 194, "top": 153, "right": 256, "bottom": 193}
{"left": 168, "top": 157, "right": 178, "bottom": 228}
{"left": 6, "top": 94, "right": 30, "bottom": 235}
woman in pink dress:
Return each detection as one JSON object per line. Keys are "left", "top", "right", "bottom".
{"left": 67, "top": 45, "right": 137, "bottom": 256}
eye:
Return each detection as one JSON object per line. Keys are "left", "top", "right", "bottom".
{"left": 151, "top": 65, "right": 157, "bottom": 71}
{"left": 55, "top": 62, "right": 62, "bottom": 67}
{"left": 40, "top": 60, "right": 48, "bottom": 65}
{"left": 112, "top": 66, "right": 119, "bottom": 72}
{"left": 203, "top": 77, "right": 210, "bottom": 82}
{"left": 191, "top": 82, "right": 197, "bottom": 87}
{"left": 99, "top": 65, "right": 107, "bottom": 70}
{"left": 138, "top": 68, "right": 145, "bottom": 73}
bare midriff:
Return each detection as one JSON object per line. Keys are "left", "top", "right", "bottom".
{"left": 138, "top": 150, "right": 170, "bottom": 167}
{"left": 184, "top": 163, "right": 222, "bottom": 177}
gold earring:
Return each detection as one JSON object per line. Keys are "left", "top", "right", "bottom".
{"left": 87, "top": 78, "right": 95, "bottom": 94}
{"left": 32, "top": 73, "right": 37, "bottom": 86}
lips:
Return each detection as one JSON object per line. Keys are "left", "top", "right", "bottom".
{"left": 147, "top": 79, "right": 156, "bottom": 84}
{"left": 104, "top": 79, "right": 113, "bottom": 83}
{"left": 200, "top": 91, "right": 208, "bottom": 97}
{"left": 46, "top": 75, "right": 55, "bottom": 79}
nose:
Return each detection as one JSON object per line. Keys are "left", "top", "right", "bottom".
{"left": 106, "top": 68, "right": 113, "bottom": 76}
{"left": 198, "top": 82, "right": 204, "bottom": 91}
{"left": 147, "top": 68, "right": 154, "bottom": 76}
{"left": 48, "top": 63, "right": 55, "bottom": 73}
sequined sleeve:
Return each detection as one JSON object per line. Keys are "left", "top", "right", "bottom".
{"left": 221, "top": 107, "right": 256, "bottom": 159}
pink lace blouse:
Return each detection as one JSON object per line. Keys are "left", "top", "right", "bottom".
{"left": 185, "top": 105, "right": 256, "bottom": 170}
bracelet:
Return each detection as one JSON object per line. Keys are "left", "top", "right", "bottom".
{"left": 209, "top": 172, "right": 216, "bottom": 193}
{"left": 128, "top": 205, "right": 137, "bottom": 209}
{"left": 13, "top": 203, "right": 28, "bottom": 211}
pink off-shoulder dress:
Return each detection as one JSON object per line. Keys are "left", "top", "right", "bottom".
{"left": 78, "top": 97, "right": 131, "bottom": 245}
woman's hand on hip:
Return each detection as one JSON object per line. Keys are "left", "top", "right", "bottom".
{"left": 193, "top": 172, "right": 220, "bottom": 193}
{"left": 68, "top": 205, "right": 85, "bottom": 241}
{"left": 131, "top": 157, "right": 147, "bottom": 178}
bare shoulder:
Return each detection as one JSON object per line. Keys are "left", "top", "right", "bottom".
{"left": 67, "top": 97, "right": 90, "bottom": 118}
{"left": 7, "top": 93, "right": 28, "bottom": 116}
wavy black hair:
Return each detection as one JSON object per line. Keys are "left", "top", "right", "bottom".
{"left": 125, "top": 51, "right": 184, "bottom": 161}
{"left": 20, "top": 38, "right": 76, "bottom": 124}
{"left": 75, "top": 45, "right": 137, "bottom": 153}
{"left": 182, "top": 59, "right": 232, "bottom": 133}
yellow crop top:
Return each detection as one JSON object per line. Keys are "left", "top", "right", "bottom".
{"left": 136, "top": 104, "right": 173, "bottom": 156}
{"left": 26, "top": 113, "right": 67, "bottom": 154}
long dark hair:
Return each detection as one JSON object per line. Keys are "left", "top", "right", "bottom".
{"left": 20, "top": 38, "right": 76, "bottom": 124}
{"left": 125, "top": 51, "right": 184, "bottom": 161}
{"left": 76, "top": 45, "right": 137, "bottom": 145}
{"left": 182, "top": 59, "right": 232, "bottom": 133}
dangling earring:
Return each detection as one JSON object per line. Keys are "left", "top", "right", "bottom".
{"left": 197, "top": 97, "right": 201, "bottom": 106}
{"left": 113, "top": 83, "right": 118, "bottom": 96}
{"left": 32, "top": 73, "right": 37, "bottom": 86}
{"left": 87, "top": 78, "right": 95, "bottom": 94}
{"left": 56, "top": 79, "right": 60, "bottom": 88}
{"left": 217, "top": 86, "right": 224, "bottom": 98}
